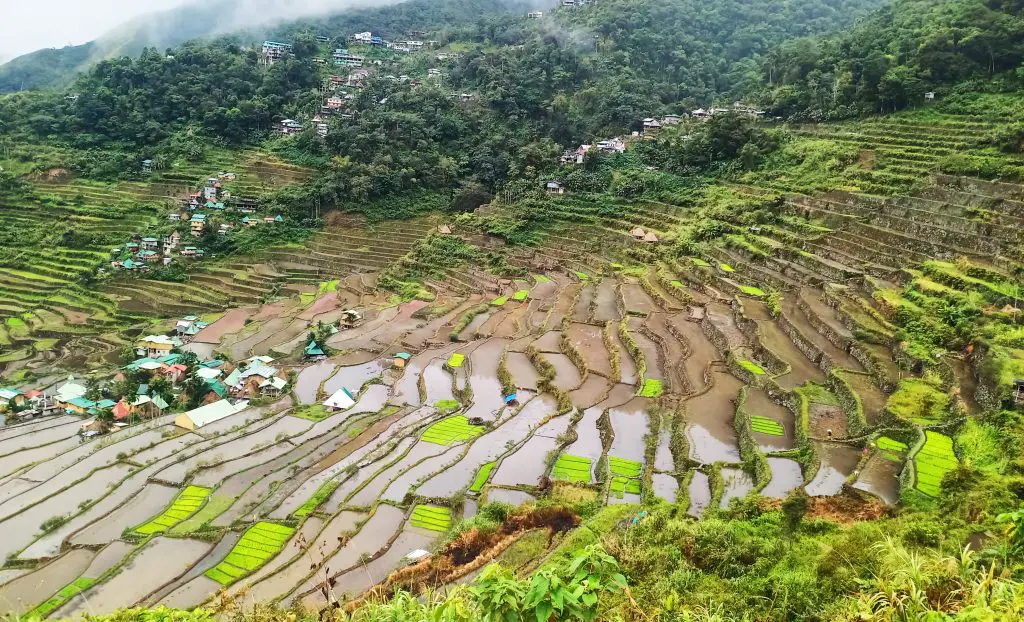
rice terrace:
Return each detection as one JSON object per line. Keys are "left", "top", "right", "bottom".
{"left": 0, "top": 0, "right": 1023, "bottom": 619}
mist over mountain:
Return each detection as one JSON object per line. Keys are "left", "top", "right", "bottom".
{"left": 0, "top": 0, "right": 531, "bottom": 93}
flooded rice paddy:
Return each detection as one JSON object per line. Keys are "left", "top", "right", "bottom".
{"left": 0, "top": 270, "right": 905, "bottom": 614}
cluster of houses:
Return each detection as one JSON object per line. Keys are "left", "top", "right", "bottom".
{"left": 109, "top": 230, "right": 208, "bottom": 271}
{"left": 560, "top": 137, "right": 628, "bottom": 165}
{"left": 169, "top": 173, "right": 283, "bottom": 236}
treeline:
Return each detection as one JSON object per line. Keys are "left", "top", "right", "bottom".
{"left": 754, "top": 0, "right": 1024, "bottom": 119}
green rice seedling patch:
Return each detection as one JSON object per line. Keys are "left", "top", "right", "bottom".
{"left": 719, "top": 263, "right": 735, "bottom": 273}
{"left": 434, "top": 399, "right": 461, "bottom": 413}
{"left": 470, "top": 461, "right": 496, "bottom": 492}
{"left": 294, "top": 480, "right": 341, "bottom": 517}
{"left": 574, "top": 271, "right": 590, "bottom": 280}
{"left": 914, "top": 431, "right": 958, "bottom": 497}
{"left": 447, "top": 353, "right": 465, "bottom": 368}
{"left": 171, "top": 495, "right": 233, "bottom": 534}
{"left": 491, "top": 296, "right": 508, "bottom": 306}
{"left": 291, "top": 404, "right": 330, "bottom": 422}
{"left": 29, "top": 577, "right": 96, "bottom": 617}
{"left": 299, "top": 292, "right": 316, "bottom": 306}
{"left": 411, "top": 504, "right": 452, "bottom": 531}
{"left": 422, "top": 415, "right": 485, "bottom": 445}
{"left": 750, "top": 416, "right": 785, "bottom": 436}
{"left": 691, "top": 258, "right": 710, "bottom": 267}
{"left": 318, "top": 280, "right": 339, "bottom": 295}
{"left": 205, "top": 522, "right": 295, "bottom": 585}
{"left": 638, "top": 378, "right": 663, "bottom": 397}
{"left": 552, "top": 454, "right": 593, "bottom": 483}
{"left": 887, "top": 376, "right": 949, "bottom": 425}
{"left": 512, "top": 289, "right": 529, "bottom": 302}
{"left": 670, "top": 280, "right": 684, "bottom": 288}
{"left": 738, "top": 285, "right": 765, "bottom": 297}
{"left": 609, "top": 456, "right": 642, "bottom": 478}
{"left": 877, "top": 435, "right": 909, "bottom": 462}
{"left": 609, "top": 476, "right": 641, "bottom": 498}
{"left": 533, "top": 274, "right": 551, "bottom": 283}
{"left": 738, "top": 360, "right": 766, "bottom": 375}
{"left": 134, "top": 485, "right": 211, "bottom": 535}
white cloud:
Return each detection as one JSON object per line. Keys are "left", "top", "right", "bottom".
{"left": 0, "top": 0, "right": 191, "bottom": 60}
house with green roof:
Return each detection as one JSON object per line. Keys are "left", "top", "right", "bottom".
{"left": 305, "top": 341, "right": 326, "bottom": 358}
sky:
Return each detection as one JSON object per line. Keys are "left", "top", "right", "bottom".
{"left": 0, "top": 0, "right": 192, "bottom": 62}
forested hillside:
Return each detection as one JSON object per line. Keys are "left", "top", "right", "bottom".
{"left": 756, "top": 0, "right": 1024, "bottom": 118}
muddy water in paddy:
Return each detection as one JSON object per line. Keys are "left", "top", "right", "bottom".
{"left": 57, "top": 537, "right": 211, "bottom": 618}
{"left": 323, "top": 360, "right": 386, "bottom": 396}
{"left": 465, "top": 338, "right": 508, "bottom": 422}
{"left": 404, "top": 298, "right": 480, "bottom": 349}
{"left": 761, "top": 458, "right": 804, "bottom": 498}
{"left": 852, "top": 454, "right": 901, "bottom": 505}
{"left": 565, "top": 407, "right": 607, "bottom": 465}
{"left": 423, "top": 359, "right": 456, "bottom": 405}
{"left": 719, "top": 467, "right": 755, "bottom": 508}
{"left": 687, "top": 471, "right": 711, "bottom": 517}
{"left": 620, "top": 282, "right": 657, "bottom": 317}
{"left": 458, "top": 310, "right": 492, "bottom": 341}
{"left": 627, "top": 316, "right": 663, "bottom": 380}
{"left": 281, "top": 504, "right": 407, "bottom": 605}
{"left": 71, "top": 483, "right": 178, "bottom": 546}
{"left": 652, "top": 474, "right": 679, "bottom": 502}
{"left": 840, "top": 371, "right": 888, "bottom": 425}
{"left": 545, "top": 352, "right": 583, "bottom": 391}
{"left": 0, "top": 462, "right": 134, "bottom": 561}
{"left": 593, "top": 279, "right": 620, "bottom": 323}
{"left": 0, "top": 434, "right": 81, "bottom": 479}
{"left": 572, "top": 283, "right": 596, "bottom": 323}
{"left": 347, "top": 442, "right": 451, "bottom": 507}
{"left": 382, "top": 445, "right": 462, "bottom": 502}
{"left": 300, "top": 527, "right": 438, "bottom": 609}
{"left": 607, "top": 325, "right": 637, "bottom": 385}
{"left": 654, "top": 422, "right": 674, "bottom": 472}
{"left": 569, "top": 374, "right": 612, "bottom": 409}
{"left": 782, "top": 297, "right": 863, "bottom": 371}
{"left": 667, "top": 314, "right": 719, "bottom": 392}
{"left": 566, "top": 323, "right": 613, "bottom": 377}
{"left": 492, "top": 416, "right": 572, "bottom": 486}
{"left": 152, "top": 531, "right": 243, "bottom": 607}
{"left": 547, "top": 283, "right": 581, "bottom": 327}
{"left": 609, "top": 492, "right": 641, "bottom": 505}
{"left": 0, "top": 548, "right": 95, "bottom": 615}
{"left": 608, "top": 397, "right": 650, "bottom": 463}
{"left": 487, "top": 488, "right": 537, "bottom": 505}
{"left": 532, "top": 330, "right": 562, "bottom": 352}
{"left": 464, "top": 498, "right": 478, "bottom": 518}
{"left": 295, "top": 361, "right": 337, "bottom": 404}
{"left": 806, "top": 444, "right": 861, "bottom": 496}
{"left": 506, "top": 351, "right": 539, "bottom": 391}
{"left": 685, "top": 370, "right": 743, "bottom": 464}
{"left": 0, "top": 415, "right": 78, "bottom": 444}
{"left": 417, "top": 396, "right": 555, "bottom": 498}
{"left": 645, "top": 313, "right": 686, "bottom": 391}
{"left": 745, "top": 301, "right": 825, "bottom": 389}
{"left": 706, "top": 303, "right": 748, "bottom": 349}
{"left": 0, "top": 426, "right": 171, "bottom": 516}
{"left": 744, "top": 388, "right": 796, "bottom": 452}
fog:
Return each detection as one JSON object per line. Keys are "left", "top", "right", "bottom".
{"left": 0, "top": 0, "right": 405, "bottom": 62}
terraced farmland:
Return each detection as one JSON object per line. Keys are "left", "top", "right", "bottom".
{"left": 2, "top": 103, "right": 1022, "bottom": 617}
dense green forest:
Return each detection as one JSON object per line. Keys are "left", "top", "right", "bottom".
{"left": 756, "top": 0, "right": 1024, "bottom": 118}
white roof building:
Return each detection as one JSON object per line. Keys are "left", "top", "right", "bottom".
{"left": 174, "top": 399, "right": 248, "bottom": 431}
{"left": 324, "top": 388, "right": 356, "bottom": 411}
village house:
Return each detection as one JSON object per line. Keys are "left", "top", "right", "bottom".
{"left": 163, "top": 231, "right": 181, "bottom": 250}
{"left": 259, "top": 376, "right": 287, "bottom": 397}
{"left": 180, "top": 246, "right": 205, "bottom": 258}
{"left": 140, "top": 237, "right": 159, "bottom": 251}
{"left": 141, "top": 159, "right": 153, "bottom": 174}
{"left": 323, "top": 387, "right": 355, "bottom": 411}
{"left": 168, "top": 212, "right": 181, "bottom": 221}
{"left": 305, "top": 341, "right": 326, "bottom": 359}
{"left": 136, "top": 334, "right": 180, "bottom": 358}
{"left": 262, "top": 41, "right": 292, "bottom": 64}
{"left": 642, "top": 118, "right": 661, "bottom": 131}
{"left": 643, "top": 231, "right": 660, "bottom": 243}
{"left": 132, "top": 394, "right": 169, "bottom": 419}
{"left": 0, "top": 388, "right": 24, "bottom": 411}
{"left": 352, "top": 31, "right": 373, "bottom": 43}
{"left": 544, "top": 180, "right": 565, "bottom": 195}
{"left": 136, "top": 250, "right": 158, "bottom": 262}
{"left": 275, "top": 119, "right": 304, "bottom": 135}
{"left": 561, "top": 144, "right": 591, "bottom": 165}
{"left": 241, "top": 216, "right": 259, "bottom": 227}
{"left": 596, "top": 138, "right": 626, "bottom": 153}
{"left": 312, "top": 114, "right": 329, "bottom": 138}
{"left": 662, "top": 114, "right": 682, "bottom": 125}
{"left": 218, "top": 223, "right": 231, "bottom": 235}
{"left": 528, "top": 11, "right": 544, "bottom": 18}
{"left": 175, "top": 399, "right": 247, "bottom": 431}
{"left": 348, "top": 70, "right": 370, "bottom": 87}
{"left": 428, "top": 68, "right": 441, "bottom": 79}
{"left": 225, "top": 361, "right": 284, "bottom": 397}
{"left": 190, "top": 213, "right": 207, "bottom": 236}
{"left": 631, "top": 227, "right": 646, "bottom": 240}
{"left": 327, "top": 95, "right": 345, "bottom": 110}
{"left": 333, "top": 49, "right": 365, "bottom": 66}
